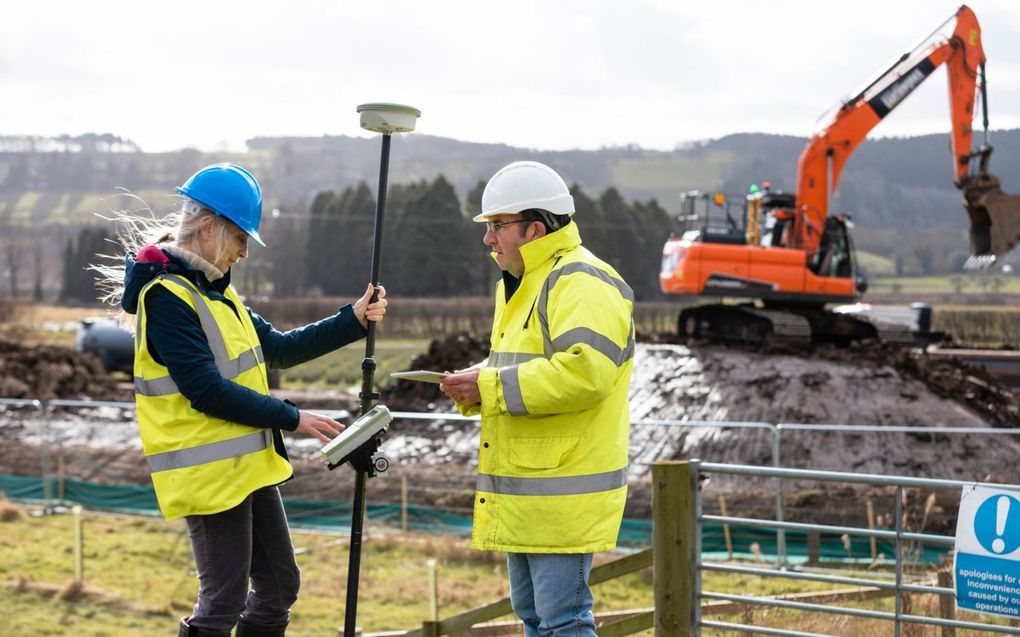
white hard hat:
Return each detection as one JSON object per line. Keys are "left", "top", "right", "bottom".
{"left": 473, "top": 161, "right": 575, "bottom": 222}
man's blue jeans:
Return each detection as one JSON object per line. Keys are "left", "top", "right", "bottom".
{"left": 507, "top": 553, "right": 596, "bottom": 637}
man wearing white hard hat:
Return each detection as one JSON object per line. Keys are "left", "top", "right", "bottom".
{"left": 441, "top": 161, "right": 634, "bottom": 637}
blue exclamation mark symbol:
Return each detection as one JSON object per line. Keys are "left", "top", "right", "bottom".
{"left": 975, "top": 493, "right": 1020, "bottom": 556}
{"left": 994, "top": 496, "right": 1010, "bottom": 553}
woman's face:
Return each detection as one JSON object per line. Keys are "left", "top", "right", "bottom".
{"left": 201, "top": 216, "right": 249, "bottom": 272}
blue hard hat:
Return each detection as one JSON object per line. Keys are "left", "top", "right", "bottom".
{"left": 177, "top": 163, "right": 265, "bottom": 246}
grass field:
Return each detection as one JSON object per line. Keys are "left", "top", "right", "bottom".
{"left": 2, "top": 501, "right": 1011, "bottom": 637}
{"left": 3, "top": 503, "right": 643, "bottom": 636}
{"left": 856, "top": 251, "right": 896, "bottom": 276}
{"left": 279, "top": 338, "right": 430, "bottom": 391}
{"left": 866, "top": 273, "right": 1020, "bottom": 294}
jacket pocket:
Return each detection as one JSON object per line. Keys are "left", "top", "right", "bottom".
{"left": 508, "top": 435, "right": 580, "bottom": 469}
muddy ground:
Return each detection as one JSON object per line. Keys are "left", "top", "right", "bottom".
{"left": 2, "top": 333, "right": 1019, "bottom": 534}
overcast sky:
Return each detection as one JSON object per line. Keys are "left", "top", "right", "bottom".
{"left": 4, "top": 0, "right": 1020, "bottom": 153}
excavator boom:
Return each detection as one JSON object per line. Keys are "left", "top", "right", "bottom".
{"left": 792, "top": 4, "right": 1020, "bottom": 262}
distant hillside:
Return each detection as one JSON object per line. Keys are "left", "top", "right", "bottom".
{"left": 4, "top": 130, "right": 1020, "bottom": 222}
{"left": 3, "top": 129, "right": 1020, "bottom": 281}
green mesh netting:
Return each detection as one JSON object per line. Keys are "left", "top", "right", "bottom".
{"left": 0, "top": 473, "right": 947, "bottom": 563}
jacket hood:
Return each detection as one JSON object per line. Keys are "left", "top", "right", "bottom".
{"left": 121, "top": 245, "right": 230, "bottom": 314}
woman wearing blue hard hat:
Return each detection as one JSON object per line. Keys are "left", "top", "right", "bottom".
{"left": 110, "top": 163, "right": 387, "bottom": 637}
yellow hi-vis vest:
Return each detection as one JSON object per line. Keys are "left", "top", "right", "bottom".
{"left": 466, "top": 222, "right": 634, "bottom": 553}
{"left": 134, "top": 274, "right": 292, "bottom": 520}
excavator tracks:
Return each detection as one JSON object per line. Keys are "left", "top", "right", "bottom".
{"left": 744, "top": 309, "right": 812, "bottom": 347}
{"left": 678, "top": 304, "right": 919, "bottom": 348}
{"left": 679, "top": 305, "right": 811, "bottom": 347}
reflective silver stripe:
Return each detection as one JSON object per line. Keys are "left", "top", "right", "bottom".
{"left": 544, "top": 262, "right": 635, "bottom": 306}
{"left": 134, "top": 375, "right": 179, "bottom": 397}
{"left": 500, "top": 366, "right": 528, "bottom": 416}
{"left": 134, "top": 275, "right": 265, "bottom": 397}
{"left": 163, "top": 275, "right": 230, "bottom": 371}
{"left": 537, "top": 262, "right": 635, "bottom": 366}
{"left": 135, "top": 345, "right": 264, "bottom": 397}
{"left": 146, "top": 429, "right": 272, "bottom": 473}
{"left": 622, "top": 325, "right": 635, "bottom": 362}
{"left": 488, "top": 351, "right": 542, "bottom": 367}
{"left": 224, "top": 345, "right": 264, "bottom": 377}
{"left": 551, "top": 327, "right": 634, "bottom": 366}
{"left": 476, "top": 468, "right": 627, "bottom": 496}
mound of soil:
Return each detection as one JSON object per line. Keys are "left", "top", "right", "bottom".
{"left": 815, "top": 341, "right": 1019, "bottom": 427}
{"left": 637, "top": 334, "right": 1020, "bottom": 428}
{"left": 0, "top": 339, "right": 131, "bottom": 402}
{"left": 383, "top": 332, "right": 490, "bottom": 411}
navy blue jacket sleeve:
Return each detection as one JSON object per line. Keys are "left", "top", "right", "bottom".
{"left": 143, "top": 287, "right": 302, "bottom": 431}
{"left": 248, "top": 304, "right": 367, "bottom": 369}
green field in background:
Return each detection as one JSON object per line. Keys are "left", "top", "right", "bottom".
{"left": 280, "top": 338, "right": 430, "bottom": 390}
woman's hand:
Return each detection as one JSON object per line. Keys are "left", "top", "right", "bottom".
{"left": 295, "top": 410, "right": 345, "bottom": 443}
{"left": 354, "top": 284, "right": 387, "bottom": 328}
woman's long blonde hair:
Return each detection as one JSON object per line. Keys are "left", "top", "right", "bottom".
{"left": 93, "top": 195, "right": 234, "bottom": 310}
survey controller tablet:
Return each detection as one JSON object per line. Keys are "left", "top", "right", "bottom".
{"left": 389, "top": 370, "right": 447, "bottom": 384}
{"left": 320, "top": 405, "right": 393, "bottom": 467}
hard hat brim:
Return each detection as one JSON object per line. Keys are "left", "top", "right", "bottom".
{"left": 247, "top": 228, "right": 266, "bottom": 247}
{"left": 472, "top": 193, "right": 575, "bottom": 222}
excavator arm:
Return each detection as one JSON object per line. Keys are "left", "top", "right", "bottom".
{"left": 791, "top": 5, "right": 1020, "bottom": 263}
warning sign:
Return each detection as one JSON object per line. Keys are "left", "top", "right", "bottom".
{"left": 955, "top": 484, "right": 1020, "bottom": 618}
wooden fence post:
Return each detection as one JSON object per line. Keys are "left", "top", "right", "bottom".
{"left": 718, "top": 495, "right": 732, "bottom": 561}
{"left": 401, "top": 474, "right": 409, "bottom": 533}
{"left": 937, "top": 568, "right": 956, "bottom": 637}
{"left": 652, "top": 460, "right": 698, "bottom": 637}
{"left": 420, "top": 621, "right": 439, "bottom": 637}
{"left": 58, "top": 452, "right": 65, "bottom": 507}
{"left": 806, "top": 531, "right": 820, "bottom": 566}
{"left": 72, "top": 505, "right": 84, "bottom": 584}
{"left": 866, "top": 498, "right": 877, "bottom": 562}
{"left": 427, "top": 558, "right": 439, "bottom": 621}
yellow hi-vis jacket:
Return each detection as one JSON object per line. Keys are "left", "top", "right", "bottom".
{"left": 134, "top": 274, "right": 292, "bottom": 520}
{"left": 464, "top": 222, "right": 634, "bottom": 553}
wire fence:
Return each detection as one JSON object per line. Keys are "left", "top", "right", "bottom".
{"left": 3, "top": 398, "right": 1019, "bottom": 566}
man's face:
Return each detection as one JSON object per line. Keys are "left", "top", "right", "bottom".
{"left": 483, "top": 215, "right": 538, "bottom": 277}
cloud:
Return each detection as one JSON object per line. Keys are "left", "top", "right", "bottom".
{"left": 3, "top": 0, "right": 1019, "bottom": 152}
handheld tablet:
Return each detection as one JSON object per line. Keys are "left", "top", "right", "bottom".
{"left": 389, "top": 370, "right": 448, "bottom": 384}
{"left": 320, "top": 405, "right": 392, "bottom": 465}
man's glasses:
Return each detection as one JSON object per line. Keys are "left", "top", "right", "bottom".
{"left": 485, "top": 219, "right": 531, "bottom": 233}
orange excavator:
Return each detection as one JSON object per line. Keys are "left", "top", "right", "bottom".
{"left": 659, "top": 4, "right": 1020, "bottom": 345}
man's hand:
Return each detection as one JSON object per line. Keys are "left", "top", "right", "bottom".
{"left": 354, "top": 284, "right": 388, "bottom": 328}
{"left": 440, "top": 368, "right": 482, "bottom": 405}
{"left": 296, "top": 410, "right": 345, "bottom": 443}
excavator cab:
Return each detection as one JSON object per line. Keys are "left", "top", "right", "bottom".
{"left": 810, "top": 216, "right": 869, "bottom": 294}
{"left": 810, "top": 217, "right": 854, "bottom": 279}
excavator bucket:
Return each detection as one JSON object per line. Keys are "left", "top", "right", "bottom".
{"left": 962, "top": 171, "right": 1020, "bottom": 268}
